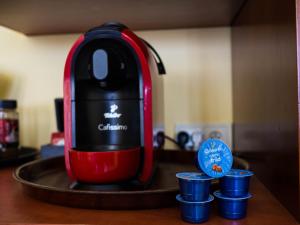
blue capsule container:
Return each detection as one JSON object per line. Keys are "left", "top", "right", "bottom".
{"left": 214, "top": 190, "right": 252, "bottom": 220}
{"left": 220, "top": 169, "right": 253, "bottom": 197}
{"left": 176, "top": 172, "right": 213, "bottom": 202}
{"left": 197, "top": 139, "right": 233, "bottom": 178}
{"left": 176, "top": 194, "right": 214, "bottom": 223}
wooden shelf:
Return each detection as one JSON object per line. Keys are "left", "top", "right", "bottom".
{"left": 0, "top": 166, "right": 298, "bottom": 224}
{"left": 0, "top": 0, "right": 245, "bottom": 35}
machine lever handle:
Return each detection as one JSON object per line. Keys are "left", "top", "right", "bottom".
{"left": 140, "top": 39, "right": 166, "bottom": 75}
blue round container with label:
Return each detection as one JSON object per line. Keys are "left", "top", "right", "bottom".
{"left": 197, "top": 139, "right": 233, "bottom": 178}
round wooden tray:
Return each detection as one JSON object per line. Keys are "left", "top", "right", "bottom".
{"left": 13, "top": 150, "right": 249, "bottom": 209}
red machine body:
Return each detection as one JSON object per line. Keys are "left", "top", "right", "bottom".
{"left": 64, "top": 23, "right": 163, "bottom": 184}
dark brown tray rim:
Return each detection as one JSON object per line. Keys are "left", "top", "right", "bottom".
{"left": 13, "top": 154, "right": 249, "bottom": 195}
{"left": 13, "top": 156, "right": 179, "bottom": 195}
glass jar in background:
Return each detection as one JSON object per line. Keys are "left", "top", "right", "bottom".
{"left": 0, "top": 100, "right": 19, "bottom": 159}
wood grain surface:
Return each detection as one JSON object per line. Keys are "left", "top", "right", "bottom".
{"left": 0, "top": 0, "right": 245, "bottom": 35}
{"left": 0, "top": 165, "right": 297, "bottom": 224}
{"left": 232, "top": 0, "right": 300, "bottom": 221}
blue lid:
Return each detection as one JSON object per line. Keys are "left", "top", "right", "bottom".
{"left": 224, "top": 169, "right": 254, "bottom": 178}
{"left": 197, "top": 139, "right": 233, "bottom": 178}
{"left": 176, "top": 172, "right": 214, "bottom": 181}
{"left": 176, "top": 194, "right": 214, "bottom": 204}
{"left": 214, "top": 190, "right": 252, "bottom": 200}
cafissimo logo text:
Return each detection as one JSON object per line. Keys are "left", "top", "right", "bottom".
{"left": 98, "top": 123, "right": 127, "bottom": 131}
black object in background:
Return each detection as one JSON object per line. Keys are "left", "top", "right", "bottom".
{"left": 54, "top": 98, "right": 64, "bottom": 132}
{"left": 177, "top": 131, "right": 190, "bottom": 150}
{"left": 0, "top": 147, "right": 37, "bottom": 167}
{"left": 155, "top": 131, "right": 165, "bottom": 149}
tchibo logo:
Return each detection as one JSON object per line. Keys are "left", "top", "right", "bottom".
{"left": 104, "top": 104, "right": 122, "bottom": 119}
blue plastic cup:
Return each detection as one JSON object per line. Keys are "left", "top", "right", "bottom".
{"left": 176, "top": 172, "right": 213, "bottom": 202}
{"left": 220, "top": 169, "right": 253, "bottom": 197}
{"left": 214, "top": 190, "right": 252, "bottom": 220}
{"left": 176, "top": 194, "right": 214, "bottom": 223}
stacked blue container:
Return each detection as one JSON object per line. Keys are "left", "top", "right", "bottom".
{"left": 176, "top": 172, "right": 214, "bottom": 223}
{"left": 214, "top": 169, "right": 253, "bottom": 220}
{"left": 176, "top": 139, "right": 254, "bottom": 223}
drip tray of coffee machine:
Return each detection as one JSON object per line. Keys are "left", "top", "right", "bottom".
{"left": 13, "top": 150, "right": 249, "bottom": 209}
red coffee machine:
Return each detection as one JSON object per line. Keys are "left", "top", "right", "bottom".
{"left": 64, "top": 23, "right": 165, "bottom": 184}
